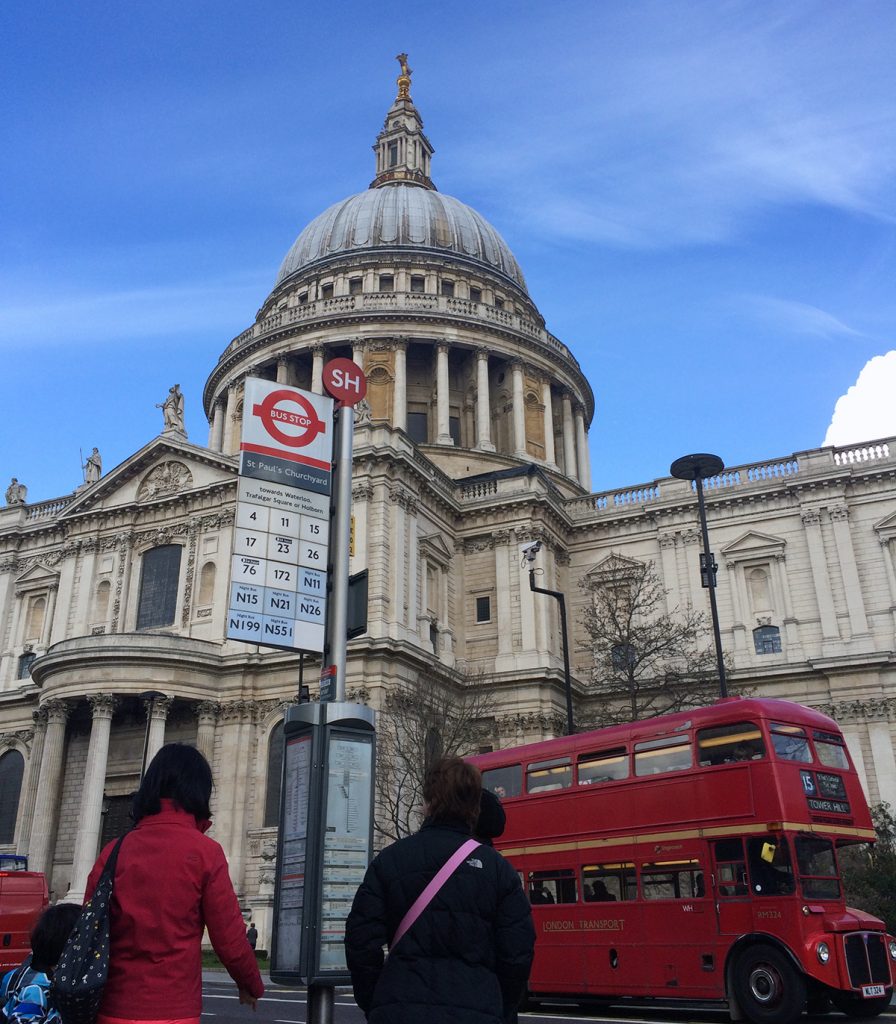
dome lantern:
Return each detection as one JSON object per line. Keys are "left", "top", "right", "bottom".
{"left": 370, "top": 53, "right": 436, "bottom": 191}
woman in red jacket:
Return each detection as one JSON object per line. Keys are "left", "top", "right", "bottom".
{"left": 86, "top": 743, "right": 264, "bottom": 1024}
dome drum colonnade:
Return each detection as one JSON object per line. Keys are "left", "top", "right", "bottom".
{"left": 202, "top": 63, "right": 594, "bottom": 490}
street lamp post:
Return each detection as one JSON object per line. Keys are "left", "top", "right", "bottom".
{"left": 669, "top": 453, "right": 728, "bottom": 699}
{"left": 523, "top": 542, "right": 574, "bottom": 735}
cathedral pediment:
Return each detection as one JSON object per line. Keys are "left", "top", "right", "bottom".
{"left": 874, "top": 511, "right": 896, "bottom": 541}
{"left": 14, "top": 562, "right": 60, "bottom": 593}
{"left": 721, "top": 530, "right": 786, "bottom": 561}
{"left": 585, "top": 553, "right": 645, "bottom": 579}
{"left": 419, "top": 532, "right": 453, "bottom": 564}
{"left": 58, "top": 436, "right": 238, "bottom": 520}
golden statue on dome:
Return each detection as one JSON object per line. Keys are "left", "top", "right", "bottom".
{"left": 396, "top": 53, "right": 412, "bottom": 99}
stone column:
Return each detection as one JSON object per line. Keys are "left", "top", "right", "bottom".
{"left": 276, "top": 357, "right": 289, "bottom": 384}
{"left": 215, "top": 701, "right": 256, "bottom": 888}
{"left": 511, "top": 361, "right": 526, "bottom": 458}
{"left": 725, "top": 561, "right": 747, "bottom": 652}
{"left": 210, "top": 399, "right": 225, "bottom": 451}
{"left": 541, "top": 380, "right": 556, "bottom": 467}
{"left": 17, "top": 709, "right": 47, "bottom": 856}
{"left": 311, "top": 346, "right": 326, "bottom": 395}
{"left": 406, "top": 506, "right": 418, "bottom": 634}
{"left": 771, "top": 554, "right": 800, "bottom": 649}
{"left": 868, "top": 721, "right": 896, "bottom": 809}
{"left": 196, "top": 701, "right": 219, "bottom": 763}
{"left": 801, "top": 509, "right": 840, "bottom": 640}
{"left": 494, "top": 532, "right": 514, "bottom": 670}
{"left": 574, "top": 406, "right": 589, "bottom": 489}
{"left": 658, "top": 535, "right": 679, "bottom": 615}
{"left": 475, "top": 349, "right": 495, "bottom": 452}
{"left": 144, "top": 696, "right": 173, "bottom": 766}
{"left": 435, "top": 343, "right": 452, "bottom": 444}
{"left": 223, "top": 381, "right": 241, "bottom": 455}
{"left": 841, "top": 727, "right": 870, "bottom": 802}
{"left": 67, "top": 695, "right": 116, "bottom": 901}
{"left": 393, "top": 339, "right": 407, "bottom": 432}
{"left": 880, "top": 537, "right": 896, "bottom": 640}
{"left": 389, "top": 487, "right": 407, "bottom": 632}
{"left": 352, "top": 339, "right": 366, "bottom": 368}
{"left": 829, "top": 505, "right": 869, "bottom": 638}
{"left": 561, "top": 392, "right": 577, "bottom": 482}
{"left": 28, "top": 700, "right": 70, "bottom": 877}
{"left": 40, "top": 585, "right": 58, "bottom": 648}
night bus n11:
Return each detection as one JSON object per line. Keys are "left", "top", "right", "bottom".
{"left": 469, "top": 697, "right": 895, "bottom": 1024}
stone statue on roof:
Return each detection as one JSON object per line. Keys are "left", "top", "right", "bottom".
{"left": 84, "top": 447, "right": 102, "bottom": 485}
{"left": 5, "top": 478, "right": 27, "bottom": 506}
{"left": 157, "top": 384, "right": 186, "bottom": 434}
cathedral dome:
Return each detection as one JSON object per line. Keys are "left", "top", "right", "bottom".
{"left": 274, "top": 185, "right": 528, "bottom": 294}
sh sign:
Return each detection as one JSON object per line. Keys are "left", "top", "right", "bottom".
{"left": 227, "top": 379, "right": 334, "bottom": 653}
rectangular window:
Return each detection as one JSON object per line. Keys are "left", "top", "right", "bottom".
{"left": 582, "top": 862, "right": 635, "bottom": 902}
{"left": 482, "top": 764, "right": 522, "bottom": 800}
{"left": 697, "top": 722, "right": 765, "bottom": 766}
{"left": 410, "top": 275, "right": 426, "bottom": 293}
{"left": 714, "top": 837, "right": 748, "bottom": 897}
{"left": 475, "top": 596, "right": 491, "bottom": 623}
{"left": 634, "top": 736, "right": 692, "bottom": 776}
{"left": 320, "top": 283, "right": 334, "bottom": 300}
{"left": 494, "top": 297, "right": 505, "bottom": 310}
{"left": 814, "top": 732, "right": 849, "bottom": 769}
{"left": 747, "top": 836, "right": 795, "bottom": 896}
{"left": 578, "top": 747, "right": 629, "bottom": 785}
{"left": 136, "top": 545, "right": 182, "bottom": 630}
{"left": 528, "top": 869, "right": 577, "bottom": 905}
{"left": 407, "top": 411, "right": 428, "bottom": 443}
{"left": 298, "top": 292, "right": 308, "bottom": 305}
{"left": 349, "top": 278, "right": 362, "bottom": 295}
{"left": 795, "top": 836, "right": 840, "bottom": 899}
{"left": 469, "top": 287, "right": 482, "bottom": 303}
{"left": 378, "top": 275, "right": 394, "bottom": 293}
{"left": 441, "top": 280, "right": 455, "bottom": 297}
{"left": 526, "top": 757, "right": 572, "bottom": 794}
{"left": 641, "top": 859, "right": 703, "bottom": 901}
{"left": 770, "top": 723, "right": 812, "bottom": 763}
{"left": 449, "top": 416, "right": 461, "bottom": 445}
{"left": 388, "top": 142, "right": 398, "bottom": 167}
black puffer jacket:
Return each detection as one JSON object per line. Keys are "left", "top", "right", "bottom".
{"left": 345, "top": 818, "right": 534, "bottom": 1024}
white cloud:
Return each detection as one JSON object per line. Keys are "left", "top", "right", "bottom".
{"left": 824, "top": 351, "right": 896, "bottom": 447}
{"left": 742, "top": 296, "right": 864, "bottom": 341}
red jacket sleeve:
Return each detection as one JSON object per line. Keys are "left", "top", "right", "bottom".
{"left": 201, "top": 844, "right": 264, "bottom": 999}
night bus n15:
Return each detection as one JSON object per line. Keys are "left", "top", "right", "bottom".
{"left": 469, "top": 697, "right": 895, "bottom": 1024}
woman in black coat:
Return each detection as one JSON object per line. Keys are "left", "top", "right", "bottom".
{"left": 345, "top": 757, "right": 534, "bottom": 1024}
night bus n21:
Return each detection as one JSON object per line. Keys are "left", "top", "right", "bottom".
{"left": 469, "top": 697, "right": 895, "bottom": 1024}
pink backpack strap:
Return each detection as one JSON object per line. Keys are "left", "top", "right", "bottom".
{"left": 390, "top": 838, "right": 480, "bottom": 951}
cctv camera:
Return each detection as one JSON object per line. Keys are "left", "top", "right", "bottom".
{"left": 521, "top": 540, "right": 542, "bottom": 563}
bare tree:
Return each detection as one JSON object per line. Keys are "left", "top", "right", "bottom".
{"left": 580, "top": 553, "right": 730, "bottom": 727}
{"left": 375, "top": 669, "right": 496, "bottom": 842}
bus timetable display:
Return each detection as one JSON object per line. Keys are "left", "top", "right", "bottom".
{"left": 227, "top": 379, "right": 334, "bottom": 651}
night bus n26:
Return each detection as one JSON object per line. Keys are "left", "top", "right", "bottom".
{"left": 469, "top": 697, "right": 895, "bottom": 1024}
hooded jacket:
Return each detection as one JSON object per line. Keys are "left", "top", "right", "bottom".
{"left": 345, "top": 818, "right": 534, "bottom": 1024}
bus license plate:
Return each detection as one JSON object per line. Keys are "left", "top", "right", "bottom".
{"left": 861, "top": 985, "right": 885, "bottom": 998}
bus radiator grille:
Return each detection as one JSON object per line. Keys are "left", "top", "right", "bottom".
{"left": 843, "top": 933, "right": 889, "bottom": 988}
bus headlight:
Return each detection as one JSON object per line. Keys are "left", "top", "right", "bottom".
{"left": 888, "top": 939, "right": 896, "bottom": 961}
{"left": 816, "top": 942, "right": 831, "bottom": 964}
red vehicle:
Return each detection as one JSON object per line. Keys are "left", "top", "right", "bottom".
{"left": 470, "top": 697, "right": 896, "bottom": 1024}
{"left": 0, "top": 855, "right": 49, "bottom": 973}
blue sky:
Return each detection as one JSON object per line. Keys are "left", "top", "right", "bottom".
{"left": 3, "top": 0, "right": 895, "bottom": 503}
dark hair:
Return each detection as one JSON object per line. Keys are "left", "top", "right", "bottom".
{"left": 423, "top": 756, "right": 482, "bottom": 828}
{"left": 30, "top": 903, "right": 81, "bottom": 972}
{"left": 474, "top": 788, "right": 506, "bottom": 843}
{"left": 132, "top": 743, "right": 212, "bottom": 823}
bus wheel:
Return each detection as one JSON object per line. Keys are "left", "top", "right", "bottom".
{"left": 829, "top": 992, "right": 891, "bottom": 1019}
{"left": 733, "top": 945, "right": 807, "bottom": 1024}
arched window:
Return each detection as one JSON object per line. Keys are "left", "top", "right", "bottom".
{"left": 136, "top": 545, "right": 182, "bottom": 630}
{"left": 753, "top": 625, "right": 782, "bottom": 655}
{"left": 264, "top": 721, "right": 285, "bottom": 827}
{"left": 197, "top": 562, "right": 216, "bottom": 606}
{"left": 94, "top": 580, "right": 111, "bottom": 622}
{"left": 0, "top": 751, "right": 24, "bottom": 844}
{"left": 24, "top": 597, "right": 45, "bottom": 641}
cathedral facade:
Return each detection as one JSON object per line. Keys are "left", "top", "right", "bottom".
{"left": 2, "top": 64, "right": 896, "bottom": 946}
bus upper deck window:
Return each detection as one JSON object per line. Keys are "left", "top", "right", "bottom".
{"left": 769, "top": 724, "right": 812, "bottom": 763}
{"left": 634, "top": 736, "right": 692, "bottom": 776}
{"left": 526, "top": 757, "right": 572, "bottom": 794}
{"left": 482, "top": 764, "right": 523, "bottom": 799}
{"left": 696, "top": 722, "right": 765, "bottom": 766}
{"left": 813, "top": 731, "right": 850, "bottom": 769}
{"left": 578, "top": 747, "right": 629, "bottom": 785}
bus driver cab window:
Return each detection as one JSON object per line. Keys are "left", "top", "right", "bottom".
{"left": 747, "top": 837, "right": 795, "bottom": 896}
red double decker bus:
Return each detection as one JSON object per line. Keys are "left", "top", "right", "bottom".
{"left": 470, "top": 697, "right": 895, "bottom": 1024}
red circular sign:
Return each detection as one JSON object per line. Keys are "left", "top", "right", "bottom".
{"left": 322, "top": 358, "right": 368, "bottom": 405}
{"left": 252, "top": 390, "right": 327, "bottom": 448}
